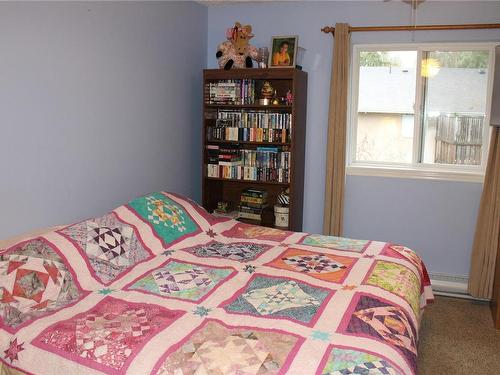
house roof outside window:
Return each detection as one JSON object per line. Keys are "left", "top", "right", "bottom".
{"left": 358, "top": 67, "right": 488, "bottom": 115}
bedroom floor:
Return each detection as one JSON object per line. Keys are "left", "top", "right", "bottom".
{"left": 418, "top": 296, "right": 500, "bottom": 374}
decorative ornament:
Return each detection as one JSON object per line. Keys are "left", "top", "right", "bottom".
{"left": 311, "top": 330, "right": 331, "bottom": 342}
{"left": 97, "top": 288, "right": 113, "bottom": 295}
{"left": 217, "top": 201, "right": 229, "bottom": 212}
{"left": 162, "top": 249, "right": 175, "bottom": 256}
{"left": 277, "top": 188, "right": 290, "bottom": 206}
{"left": 193, "top": 306, "right": 211, "bottom": 317}
{"left": 271, "top": 89, "right": 280, "bottom": 105}
{"left": 259, "top": 81, "right": 274, "bottom": 105}
{"left": 243, "top": 264, "right": 256, "bottom": 274}
{"left": 4, "top": 338, "right": 24, "bottom": 363}
{"left": 206, "top": 228, "right": 217, "bottom": 238}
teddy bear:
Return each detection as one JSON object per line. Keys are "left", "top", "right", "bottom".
{"left": 216, "top": 22, "right": 259, "bottom": 70}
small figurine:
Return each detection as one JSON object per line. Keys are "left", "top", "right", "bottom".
{"left": 217, "top": 201, "right": 229, "bottom": 213}
{"left": 259, "top": 81, "right": 273, "bottom": 105}
{"left": 277, "top": 188, "right": 290, "bottom": 206}
{"left": 285, "top": 90, "right": 294, "bottom": 105}
{"left": 272, "top": 90, "right": 280, "bottom": 105}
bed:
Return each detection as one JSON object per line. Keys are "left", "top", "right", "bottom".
{"left": 0, "top": 192, "right": 433, "bottom": 375}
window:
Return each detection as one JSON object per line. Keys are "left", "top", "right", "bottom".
{"left": 349, "top": 44, "right": 495, "bottom": 181}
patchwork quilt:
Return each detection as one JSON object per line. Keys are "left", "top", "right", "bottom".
{"left": 0, "top": 192, "right": 433, "bottom": 375}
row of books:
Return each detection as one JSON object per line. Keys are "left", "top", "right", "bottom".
{"left": 207, "top": 126, "right": 290, "bottom": 143}
{"left": 241, "top": 148, "right": 290, "bottom": 169}
{"left": 216, "top": 111, "right": 292, "bottom": 130}
{"left": 206, "top": 145, "right": 291, "bottom": 169}
{"left": 239, "top": 188, "right": 268, "bottom": 221}
{"left": 206, "top": 165, "right": 290, "bottom": 183}
{"left": 205, "top": 80, "right": 256, "bottom": 105}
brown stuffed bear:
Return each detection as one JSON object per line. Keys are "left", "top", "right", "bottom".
{"left": 216, "top": 22, "right": 258, "bottom": 70}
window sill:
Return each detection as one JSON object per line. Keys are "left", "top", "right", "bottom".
{"left": 346, "top": 165, "right": 484, "bottom": 183}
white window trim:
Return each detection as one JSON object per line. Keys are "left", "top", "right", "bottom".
{"left": 347, "top": 42, "right": 497, "bottom": 183}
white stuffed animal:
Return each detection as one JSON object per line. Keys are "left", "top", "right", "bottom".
{"left": 216, "top": 22, "right": 258, "bottom": 70}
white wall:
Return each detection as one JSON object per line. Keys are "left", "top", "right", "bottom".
{"left": 0, "top": 1, "right": 207, "bottom": 239}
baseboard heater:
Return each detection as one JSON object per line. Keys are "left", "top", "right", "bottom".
{"left": 429, "top": 272, "right": 470, "bottom": 298}
{"left": 429, "top": 273, "right": 490, "bottom": 301}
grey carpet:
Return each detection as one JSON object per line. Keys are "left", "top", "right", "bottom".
{"left": 418, "top": 296, "right": 500, "bottom": 374}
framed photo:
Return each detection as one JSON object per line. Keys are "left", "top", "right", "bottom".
{"left": 269, "top": 35, "right": 298, "bottom": 68}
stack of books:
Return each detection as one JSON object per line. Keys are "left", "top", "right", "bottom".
{"left": 218, "top": 145, "right": 241, "bottom": 166}
{"left": 239, "top": 188, "right": 268, "bottom": 221}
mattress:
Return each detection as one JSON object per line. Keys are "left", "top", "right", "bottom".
{"left": 0, "top": 192, "right": 433, "bottom": 374}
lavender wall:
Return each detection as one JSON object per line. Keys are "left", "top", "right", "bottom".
{"left": 206, "top": 1, "right": 500, "bottom": 276}
{"left": 0, "top": 2, "right": 207, "bottom": 239}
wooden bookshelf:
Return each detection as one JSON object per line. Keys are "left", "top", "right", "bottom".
{"left": 202, "top": 68, "right": 307, "bottom": 231}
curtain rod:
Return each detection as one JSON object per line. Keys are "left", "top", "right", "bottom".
{"left": 321, "top": 23, "right": 500, "bottom": 35}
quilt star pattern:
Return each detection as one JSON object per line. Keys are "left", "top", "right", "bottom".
{"left": 0, "top": 238, "right": 86, "bottom": 332}
{"left": 319, "top": 346, "right": 398, "bottom": 375}
{"left": 299, "top": 234, "right": 370, "bottom": 252}
{"left": 153, "top": 319, "right": 302, "bottom": 375}
{"left": 34, "top": 297, "right": 183, "bottom": 374}
{"left": 222, "top": 275, "right": 331, "bottom": 325}
{"left": 266, "top": 248, "right": 356, "bottom": 283}
{"left": 186, "top": 242, "right": 269, "bottom": 262}
{"left": 58, "top": 212, "right": 153, "bottom": 284}
{"left": 340, "top": 294, "right": 419, "bottom": 373}
{"left": 364, "top": 261, "right": 421, "bottom": 315}
{"left": 0, "top": 192, "right": 433, "bottom": 375}
{"left": 127, "top": 192, "right": 200, "bottom": 246}
{"left": 125, "top": 260, "right": 235, "bottom": 302}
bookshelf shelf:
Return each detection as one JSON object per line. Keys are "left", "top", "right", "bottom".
{"left": 202, "top": 68, "right": 307, "bottom": 231}
{"left": 205, "top": 104, "right": 292, "bottom": 110}
{"left": 205, "top": 177, "right": 290, "bottom": 186}
{"left": 207, "top": 140, "right": 291, "bottom": 147}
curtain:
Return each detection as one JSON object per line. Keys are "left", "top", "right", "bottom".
{"left": 323, "top": 23, "right": 350, "bottom": 236}
{"left": 468, "top": 127, "right": 500, "bottom": 299}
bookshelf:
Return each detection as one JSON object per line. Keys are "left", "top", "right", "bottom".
{"left": 202, "top": 68, "right": 307, "bottom": 231}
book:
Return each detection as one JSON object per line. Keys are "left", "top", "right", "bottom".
{"left": 239, "top": 205, "right": 268, "bottom": 213}
{"left": 218, "top": 160, "right": 243, "bottom": 167}
{"left": 238, "top": 211, "right": 262, "bottom": 221}
{"left": 207, "top": 164, "right": 219, "bottom": 178}
{"left": 241, "top": 188, "right": 267, "bottom": 198}
{"left": 240, "top": 196, "right": 267, "bottom": 206}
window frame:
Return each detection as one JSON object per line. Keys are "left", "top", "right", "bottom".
{"left": 347, "top": 42, "right": 497, "bottom": 183}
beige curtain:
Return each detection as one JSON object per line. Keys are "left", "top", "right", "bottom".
{"left": 468, "top": 127, "right": 500, "bottom": 299}
{"left": 323, "top": 23, "right": 350, "bottom": 236}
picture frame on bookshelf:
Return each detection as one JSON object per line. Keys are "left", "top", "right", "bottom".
{"left": 269, "top": 35, "right": 298, "bottom": 68}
